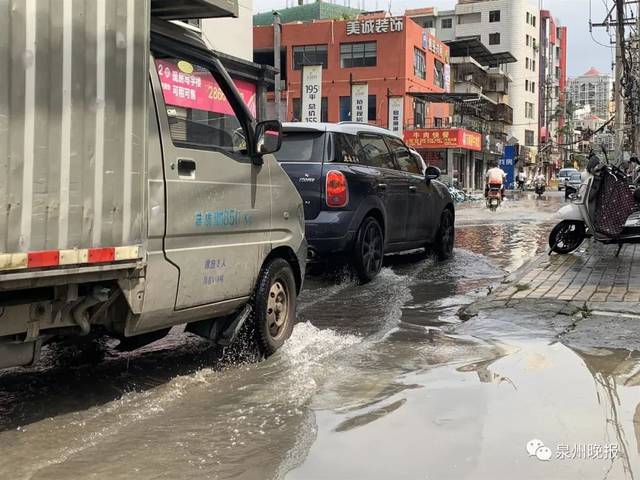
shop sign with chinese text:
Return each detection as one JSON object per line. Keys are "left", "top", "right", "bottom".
{"left": 388, "top": 97, "right": 403, "bottom": 135}
{"left": 301, "top": 65, "right": 323, "bottom": 123}
{"left": 346, "top": 17, "right": 404, "bottom": 35}
{"left": 351, "top": 84, "right": 369, "bottom": 124}
{"left": 404, "top": 128, "right": 482, "bottom": 152}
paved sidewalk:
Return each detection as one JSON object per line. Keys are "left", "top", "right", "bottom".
{"left": 498, "top": 243, "right": 640, "bottom": 304}
{"left": 462, "top": 241, "right": 640, "bottom": 318}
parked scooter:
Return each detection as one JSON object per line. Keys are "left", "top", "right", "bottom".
{"left": 486, "top": 185, "right": 502, "bottom": 211}
{"left": 534, "top": 179, "right": 546, "bottom": 198}
{"left": 549, "top": 148, "right": 640, "bottom": 255}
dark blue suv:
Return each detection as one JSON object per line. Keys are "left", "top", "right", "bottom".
{"left": 275, "top": 123, "right": 454, "bottom": 283}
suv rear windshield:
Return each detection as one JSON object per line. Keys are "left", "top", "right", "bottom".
{"left": 274, "top": 131, "right": 325, "bottom": 163}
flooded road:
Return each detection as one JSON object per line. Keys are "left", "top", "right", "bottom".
{"left": 2, "top": 193, "right": 637, "bottom": 480}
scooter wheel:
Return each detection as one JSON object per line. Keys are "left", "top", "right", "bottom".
{"left": 549, "top": 221, "right": 586, "bottom": 254}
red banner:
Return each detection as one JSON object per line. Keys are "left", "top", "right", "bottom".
{"left": 155, "top": 59, "right": 257, "bottom": 117}
{"left": 404, "top": 128, "right": 482, "bottom": 152}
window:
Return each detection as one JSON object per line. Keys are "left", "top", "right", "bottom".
{"left": 434, "top": 59, "right": 445, "bottom": 88}
{"left": 525, "top": 58, "right": 529, "bottom": 69}
{"left": 532, "top": 16, "right": 536, "bottom": 27}
{"left": 555, "top": 66, "right": 560, "bottom": 79}
{"left": 532, "top": 38, "right": 536, "bottom": 50}
{"left": 525, "top": 129, "right": 534, "bottom": 146}
{"left": 531, "top": 81, "right": 535, "bottom": 93}
{"left": 526, "top": 12, "right": 530, "bottom": 23}
{"left": 414, "top": 48, "right": 426, "bottom": 79}
{"left": 441, "top": 18, "right": 453, "bottom": 29}
{"left": 489, "top": 33, "right": 500, "bottom": 45}
{"left": 156, "top": 58, "right": 247, "bottom": 152}
{"left": 423, "top": 19, "right": 434, "bottom": 29}
{"left": 525, "top": 102, "right": 534, "bottom": 119}
{"left": 557, "top": 27, "right": 562, "bottom": 39}
{"left": 340, "top": 42, "right": 377, "bottom": 68}
{"left": 368, "top": 95, "right": 377, "bottom": 122}
{"left": 274, "top": 131, "right": 325, "bottom": 163}
{"left": 414, "top": 99, "right": 426, "bottom": 127}
{"left": 458, "top": 13, "right": 481, "bottom": 24}
{"left": 339, "top": 96, "right": 351, "bottom": 122}
{"left": 489, "top": 10, "right": 501, "bottom": 22}
{"left": 532, "top": 59, "right": 536, "bottom": 71}
{"left": 387, "top": 137, "right": 421, "bottom": 174}
{"left": 293, "top": 97, "right": 328, "bottom": 122}
{"left": 526, "top": 34, "right": 530, "bottom": 46}
{"left": 338, "top": 95, "right": 377, "bottom": 122}
{"left": 332, "top": 133, "right": 364, "bottom": 164}
{"left": 525, "top": 79, "right": 529, "bottom": 91}
{"left": 293, "top": 44, "right": 328, "bottom": 70}
{"left": 434, "top": 117, "right": 443, "bottom": 127}
{"left": 359, "top": 134, "right": 395, "bottom": 169}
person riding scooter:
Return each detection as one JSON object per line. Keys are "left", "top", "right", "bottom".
{"left": 534, "top": 174, "right": 546, "bottom": 197}
{"left": 485, "top": 164, "right": 507, "bottom": 200}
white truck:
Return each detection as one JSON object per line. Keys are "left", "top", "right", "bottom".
{"left": 0, "top": 0, "right": 306, "bottom": 368}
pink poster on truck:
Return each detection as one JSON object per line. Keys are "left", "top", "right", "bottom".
{"left": 155, "top": 59, "right": 257, "bottom": 117}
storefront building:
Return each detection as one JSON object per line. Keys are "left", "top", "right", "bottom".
{"left": 403, "top": 128, "right": 482, "bottom": 188}
{"left": 253, "top": 13, "right": 451, "bottom": 133}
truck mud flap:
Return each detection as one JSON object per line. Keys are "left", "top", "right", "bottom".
{"left": 0, "top": 340, "right": 41, "bottom": 369}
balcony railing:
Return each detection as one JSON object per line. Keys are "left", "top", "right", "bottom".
{"left": 494, "top": 103, "right": 513, "bottom": 125}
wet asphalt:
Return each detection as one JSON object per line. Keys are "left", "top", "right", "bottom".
{"left": 1, "top": 191, "right": 638, "bottom": 480}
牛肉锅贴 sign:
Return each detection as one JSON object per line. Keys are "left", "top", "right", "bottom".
{"left": 155, "top": 59, "right": 257, "bottom": 117}
{"left": 404, "top": 128, "right": 482, "bottom": 152}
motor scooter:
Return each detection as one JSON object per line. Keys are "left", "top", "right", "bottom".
{"left": 549, "top": 149, "right": 640, "bottom": 255}
{"left": 534, "top": 179, "right": 546, "bottom": 198}
{"left": 486, "top": 185, "right": 502, "bottom": 211}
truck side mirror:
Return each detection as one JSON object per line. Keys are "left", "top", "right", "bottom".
{"left": 255, "top": 120, "right": 282, "bottom": 159}
{"left": 425, "top": 166, "right": 441, "bottom": 184}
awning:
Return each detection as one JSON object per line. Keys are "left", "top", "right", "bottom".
{"left": 151, "top": 0, "right": 238, "bottom": 19}
{"left": 446, "top": 38, "right": 517, "bottom": 66}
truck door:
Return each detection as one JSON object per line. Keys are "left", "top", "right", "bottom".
{"left": 151, "top": 57, "right": 271, "bottom": 310}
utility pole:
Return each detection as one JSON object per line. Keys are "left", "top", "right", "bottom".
{"left": 590, "top": 0, "right": 640, "bottom": 158}
{"left": 273, "top": 11, "right": 282, "bottom": 122}
{"left": 614, "top": 0, "right": 625, "bottom": 155}
{"left": 635, "top": 1, "right": 640, "bottom": 155}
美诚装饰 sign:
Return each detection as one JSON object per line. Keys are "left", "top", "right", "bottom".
{"left": 346, "top": 17, "right": 404, "bottom": 35}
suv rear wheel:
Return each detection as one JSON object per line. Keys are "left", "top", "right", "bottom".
{"left": 434, "top": 209, "right": 455, "bottom": 260}
{"left": 251, "top": 258, "right": 296, "bottom": 356}
{"left": 353, "top": 216, "right": 384, "bottom": 284}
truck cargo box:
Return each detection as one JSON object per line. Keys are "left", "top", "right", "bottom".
{"left": 0, "top": 0, "right": 149, "bottom": 274}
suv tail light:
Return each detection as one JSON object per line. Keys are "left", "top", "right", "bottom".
{"left": 326, "top": 170, "right": 348, "bottom": 208}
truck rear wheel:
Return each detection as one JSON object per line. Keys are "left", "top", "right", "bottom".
{"left": 251, "top": 258, "right": 296, "bottom": 356}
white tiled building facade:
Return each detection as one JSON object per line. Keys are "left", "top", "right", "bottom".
{"left": 567, "top": 68, "right": 612, "bottom": 121}
{"left": 410, "top": 0, "right": 541, "bottom": 148}
{"left": 202, "top": 0, "right": 253, "bottom": 61}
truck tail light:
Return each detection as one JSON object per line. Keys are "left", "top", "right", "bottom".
{"left": 326, "top": 170, "right": 348, "bottom": 208}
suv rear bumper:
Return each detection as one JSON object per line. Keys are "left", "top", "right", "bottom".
{"left": 305, "top": 210, "right": 357, "bottom": 257}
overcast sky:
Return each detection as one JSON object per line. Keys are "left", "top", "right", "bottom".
{"left": 252, "top": 0, "right": 615, "bottom": 77}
